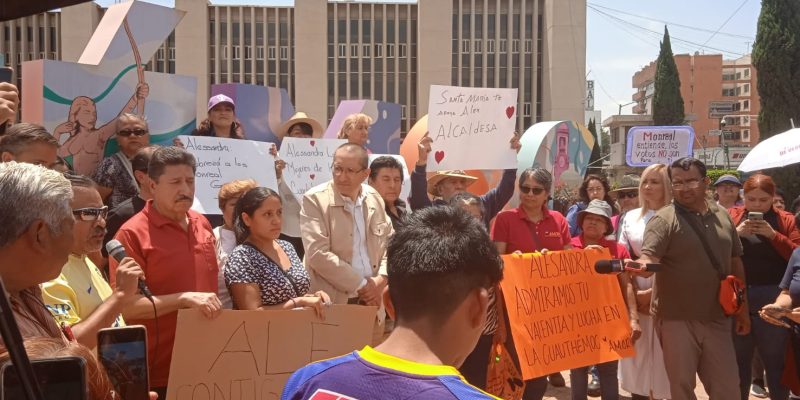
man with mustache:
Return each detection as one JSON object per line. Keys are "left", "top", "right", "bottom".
{"left": 109, "top": 146, "right": 222, "bottom": 398}
{"left": 42, "top": 174, "right": 144, "bottom": 348}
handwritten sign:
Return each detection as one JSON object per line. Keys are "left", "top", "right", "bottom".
{"left": 427, "top": 85, "right": 518, "bottom": 171}
{"left": 368, "top": 154, "right": 411, "bottom": 202}
{"left": 625, "top": 126, "right": 694, "bottom": 167}
{"left": 499, "top": 249, "right": 635, "bottom": 379}
{"left": 166, "top": 306, "right": 376, "bottom": 400}
{"left": 177, "top": 135, "right": 278, "bottom": 215}
{"left": 280, "top": 137, "right": 346, "bottom": 202}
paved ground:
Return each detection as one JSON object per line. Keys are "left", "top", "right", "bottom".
{"left": 538, "top": 372, "right": 762, "bottom": 400}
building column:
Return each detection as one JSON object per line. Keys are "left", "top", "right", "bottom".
{"left": 293, "top": 0, "right": 328, "bottom": 124}
{"left": 542, "top": 0, "right": 585, "bottom": 123}
{"left": 60, "top": 2, "right": 103, "bottom": 62}
{"left": 416, "top": 0, "right": 452, "bottom": 118}
{"left": 175, "top": 0, "right": 209, "bottom": 126}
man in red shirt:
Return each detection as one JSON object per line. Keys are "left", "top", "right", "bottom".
{"left": 110, "top": 146, "right": 222, "bottom": 396}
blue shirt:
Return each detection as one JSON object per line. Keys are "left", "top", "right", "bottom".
{"left": 780, "top": 248, "right": 800, "bottom": 306}
{"left": 281, "top": 346, "right": 499, "bottom": 400}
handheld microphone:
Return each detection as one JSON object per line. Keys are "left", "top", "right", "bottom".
{"left": 594, "top": 259, "right": 661, "bottom": 274}
{"left": 105, "top": 240, "right": 153, "bottom": 300}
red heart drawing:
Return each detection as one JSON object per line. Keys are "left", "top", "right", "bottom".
{"left": 505, "top": 106, "right": 515, "bottom": 119}
{"left": 310, "top": 174, "right": 316, "bottom": 180}
{"left": 434, "top": 151, "right": 445, "bottom": 164}
{"left": 310, "top": 140, "right": 316, "bottom": 146}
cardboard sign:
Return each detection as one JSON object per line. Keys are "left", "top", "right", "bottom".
{"left": 177, "top": 135, "right": 278, "bottom": 215}
{"left": 280, "top": 137, "right": 346, "bottom": 202}
{"left": 499, "top": 249, "right": 635, "bottom": 379}
{"left": 167, "top": 306, "right": 376, "bottom": 400}
{"left": 625, "top": 126, "right": 694, "bottom": 167}
{"left": 368, "top": 154, "right": 411, "bottom": 202}
{"left": 427, "top": 85, "right": 518, "bottom": 171}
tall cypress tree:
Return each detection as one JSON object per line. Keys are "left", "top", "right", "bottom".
{"left": 752, "top": 0, "right": 800, "bottom": 201}
{"left": 587, "top": 118, "right": 602, "bottom": 175}
{"left": 652, "top": 26, "right": 685, "bottom": 126}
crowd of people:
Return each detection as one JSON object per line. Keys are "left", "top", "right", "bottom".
{"left": 3, "top": 80, "right": 800, "bottom": 400}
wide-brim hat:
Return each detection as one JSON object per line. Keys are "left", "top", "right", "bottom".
{"left": 577, "top": 199, "right": 614, "bottom": 236}
{"left": 207, "top": 94, "right": 235, "bottom": 112}
{"left": 427, "top": 170, "right": 477, "bottom": 197}
{"left": 714, "top": 174, "right": 742, "bottom": 187}
{"left": 278, "top": 112, "right": 324, "bottom": 139}
{"left": 610, "top": 174, "right": 641, "bottom": 194}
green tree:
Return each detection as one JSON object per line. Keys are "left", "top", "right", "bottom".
{"left": 652, "top": 26, "right": 685, "bottom": 126}
{"left": 587, "top": 118, "right": 603, "bottom": 175}
{"left": 752, "top": 0, "right": 800, "bottom": 201}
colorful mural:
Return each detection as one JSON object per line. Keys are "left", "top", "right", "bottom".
{"left": 323, "top": 100, "right": 402, "bottom": 154}
{"left": 518, "top": 121, "right": 595, "bottom": 189}
{"left": 21, "top": 0, "right": 195, "bottom": 175}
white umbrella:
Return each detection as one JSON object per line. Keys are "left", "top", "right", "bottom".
{"left": 738, "top": 128, "right": 800, "bottom": 172}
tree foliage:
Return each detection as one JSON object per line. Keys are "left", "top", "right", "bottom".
{"left": 652, "top": 26, "right": 685, "bottom": 126}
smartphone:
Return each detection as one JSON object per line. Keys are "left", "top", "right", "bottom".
{"left": 97, "top": 326, "right": 149, "bottom": 400}
{"left": 1, "top": 356, "right": 87, "bottom": 400}
{"left": 748, "top": 212, "right": 764, "bottom": 220}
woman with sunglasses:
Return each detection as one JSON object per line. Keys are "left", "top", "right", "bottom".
{"left": 91, "top": 113, "right": 150, "bottom": 209}
{"left": 490, "top": 168, "right": 572, "bottom": 400}
{"left": 616, "top": 164, "right": 672, "bottom": 400}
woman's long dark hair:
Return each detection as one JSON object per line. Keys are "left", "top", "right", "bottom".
{"left": 233, "top": 187, "right": 282, "bottom": 244}
{"left": 192, "top": 118, "right": 245, "bottom": 139}
{"left": 579, "top": 174, "right": 618, "bottom": 215}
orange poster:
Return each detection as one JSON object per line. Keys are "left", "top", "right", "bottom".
{"left": 499, "top": 249, "right": 635, "bottom": 380}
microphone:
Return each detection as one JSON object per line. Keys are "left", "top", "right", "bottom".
{"left": 105, "top": 240, "right": 153, "bottom": 300}
{"left": 594, "top": 259, "right": 661, "bottom": 274}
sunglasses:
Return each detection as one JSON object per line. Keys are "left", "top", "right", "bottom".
{"left": 72, "top": 206, "right": 109, "bottom": 222}
{"left": 117, "top": 129, "right": 148, "bottom": 137}
{"left": 519, "top": 186, "right": 546, "bottom": 195}
{"left": 617, "top": 191, "right": 638, "bottom": 199}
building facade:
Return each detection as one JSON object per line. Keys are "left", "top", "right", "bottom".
{"left": 631, "top": 53, "right": 760, "bottom": 154}
{"left": 3, "top": 0, "right": 586, "bottom": 135}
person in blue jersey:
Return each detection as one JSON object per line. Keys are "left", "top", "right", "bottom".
{"left": 282, "top": 205, "right": 504, "bottom": 400}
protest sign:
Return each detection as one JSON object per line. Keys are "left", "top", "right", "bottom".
{"left": 280, "top": 137, "right": 346, "bottom": 202}
{"left": 167, "top": 306, "right": 376, "bottom": 400}
{"left": 368, "top": 154, "right": 411, "bottom": 202}
{"left": 177, "top": 135, "right": 277, "bottom": 215}
{"left": 499, "top": 249, "right": 635, "bottom": 379}
{"left": 625, "top": 126, "right": 694, "bottom": 167}
{"left": 427, "top": 85, "right": 518, "bottom": 171}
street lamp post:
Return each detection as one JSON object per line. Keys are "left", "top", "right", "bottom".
{"left": 719, "top": 114, "right": 761, "bottom": 170}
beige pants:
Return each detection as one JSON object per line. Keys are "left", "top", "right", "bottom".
{"left": 658, "top": 318, "right": 740, "bottom": 400}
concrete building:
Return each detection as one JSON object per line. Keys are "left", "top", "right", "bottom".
{"left": 602, "top": 113, "right": 652, "bottom": 180}
{"left": 631, "top": 53, "right": 760, "bottom": 156}
{"left": 2, "top": 0, "right": 586, "bottom": 135}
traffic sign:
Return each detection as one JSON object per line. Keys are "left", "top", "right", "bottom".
{"left": 709, "top": 101, "right": 736, "bottom": 118}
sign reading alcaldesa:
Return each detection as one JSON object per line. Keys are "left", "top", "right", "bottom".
{"left": 625, "top": 126, "right": 694, "bottom": 167}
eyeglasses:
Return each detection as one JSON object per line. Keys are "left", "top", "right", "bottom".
{"left": 617, "top": 191, "right": 638, "bottom": 199}
{"left": 72, "top": 206, "right": 109, "bottom": 222}
{"left": 332, "top": 165, "right": 365, "bottom": 177}
{"left": 671, "top": 179, "right": 702, "bottom": 190}
{"left": 519, "top": 186, "right": 546, "bottom": 195}
{"left": 117, "top": 129, "right": 148, "bottom": 137}
{"left": 586, "top": 187, "right": 604, "bottom": 193}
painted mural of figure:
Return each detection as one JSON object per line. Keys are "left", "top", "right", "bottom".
{"left": 53, "top": 82, "right": 149, "bottom": 175}
{"left": 553, "top": 122, "right": 570, "bottom": 186}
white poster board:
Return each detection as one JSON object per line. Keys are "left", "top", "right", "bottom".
{"left": 625, "top": 126, "right": 695, "bottom": 167}
{"left": 280, "top": 138, "right": 346, "bottom": 202}
{"left": 368, "top": 154, "right": 411, "bottom": 203}
{"left": 427, "top": 85, "right": 518, "bottom": 171}
{"left": 177, "top": 135, "right": 278, "bottom": 215}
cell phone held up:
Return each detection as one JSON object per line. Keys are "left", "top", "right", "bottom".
{"left": 748, "top": 212, "right": 764, "bottom": 221}
{"left": 97, "top": 325, "right": 149, "bottom": 400}
{"left": 1, "top": 356, "right": 87, "bottom": 400}
{"left": 0, "top": 67, "right": 12, "bottom": 136}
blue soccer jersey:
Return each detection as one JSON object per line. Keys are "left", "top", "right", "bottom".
{"left": 281, "top": 346, "right": 500, "bottom": 400}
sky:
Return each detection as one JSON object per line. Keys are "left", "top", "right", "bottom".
{"left": 94, "top": 0, "right": 760, "bottom": 124}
